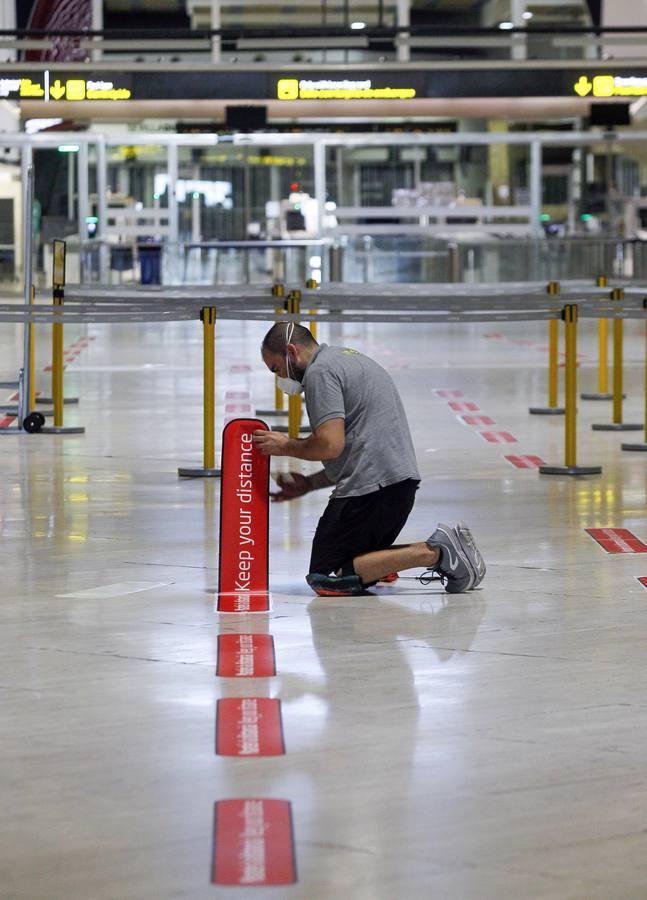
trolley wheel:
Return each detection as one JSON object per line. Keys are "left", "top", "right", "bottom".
{"left": 23, "top": 412, "right": 43, "bottom": 433}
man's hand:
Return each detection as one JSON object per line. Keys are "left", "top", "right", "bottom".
{"left": 252, "top": 429, "right": 290, "bottom": 457}
{"left": 271, "top": 472, "right": 311, "bottom": 503}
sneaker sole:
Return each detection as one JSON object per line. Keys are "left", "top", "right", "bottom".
{"left": 454, "top": 522, "right": 485, "bottom": 587}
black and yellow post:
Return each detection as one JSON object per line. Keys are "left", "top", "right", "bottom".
{"left": 621, "top": 298, "right": 647, "bottom": 452}
{"left": 39, "top": 239, "right": 85, "bottom": 435}
{"left": 581, "top": 275, "right": 614, "bottom": 401}
{"left": 272, "top": 290, "right": 309, "bottom": 437}
{"left": 529, "top": 281, "right": 565, "bottom": 416}
{"left": 306, "top": 277, "right": 318, "bottom": 342}
{"left": 592, "top": 287, "right": 642, "bottom": 432}
{"left": 178, "top": 306, "right": 221, "bottom": 477}
{"left": 540, "top": 305, "right": 602, "bottom": 476}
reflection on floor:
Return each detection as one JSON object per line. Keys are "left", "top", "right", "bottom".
{"left": 2, "top": 315, "right": 647, "bottom": 899}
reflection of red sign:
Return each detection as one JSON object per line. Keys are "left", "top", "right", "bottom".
{"left": 216, "top": 698, "right": 285, "bottom": 756}
{"left": 218, "top": 419, "right": 269, "bottom": 610}
{"left": 216, "top": 634, "right": 276, "bottom": 677}
{"left": 211, "top": 799, "right": 297, "bottom": 885}
{"left": 586, "top": 528, "right": 647, "bottom": 554}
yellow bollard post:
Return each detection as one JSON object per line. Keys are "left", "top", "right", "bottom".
{"left": 529, "top": 281, "right": 565, "bottom": 415}
{"left": 287, "top": 290, "right": 302, "bottom": 440}
{"left": 256, "top": 285, "right": 288, "bottom": 419}
{"left": 306, "top": 277, "right": 318, "bottom": 341}
{"left": 581, "top": 275, "right": 613, "bottom": 401}
{"left": 178, "top": 307, "right": 221, "bottom": 477}
{"left": 540, "top": 305, "right": 602, "bottom": 476}
{"left": 622, "top": 298, "right": 647, "bottom": 452}
{"left": 592, "top": 288, "right": 642, "bottom": 432}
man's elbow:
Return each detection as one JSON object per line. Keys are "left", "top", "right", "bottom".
{"left": 320, "top": 438, "right": 344, "bottom": 460}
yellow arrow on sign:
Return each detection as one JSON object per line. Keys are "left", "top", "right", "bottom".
{"left": 574, "top": 76, "right": 592, "bottom": 97}
{"left": 50, "top": 79, "right": 65, "bottom": 100}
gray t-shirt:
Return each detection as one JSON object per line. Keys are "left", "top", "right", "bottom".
{"left": 303, "top": 344, "right": 420, "bottom": 498}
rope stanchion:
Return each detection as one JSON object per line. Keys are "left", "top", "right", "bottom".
{"left": 256, "top": 284, "right": 289, "bottom": 419}
{"left": 178, "top": 306, "right": 221, "bottom": 477}
{"left": 306, "top": 277, "right": 318, "bottom": 341}
{"left": 273, "top": 289, "right": 309, "bottom": 436}
{"left": 39, "top": 240, "right": 85, "bottom": 435}
{"left": 529, "top": 281, "right": 565, "bottom": 416}
{"left": 581, "top": 275, "right": 614, "bottom": 401}
{"left": 592, "top": 287, "right": 642, "bottom": 432}
{"left": 540, "top": 305, "right": 602, "bottom": 476}
{"left": 622, "top": 298, "right": 647, "bottom": 452}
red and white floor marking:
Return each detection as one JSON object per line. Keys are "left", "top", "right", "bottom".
{"left": 0, "top": 415, "right": 16, "bottom": 428}
{"left": 460, "top": 414, "right": 494, "bottom": 426}
{"left": 586, "top": 528, "right": 647, "bottom": 554}
{"left": 449, "top": 401, "right": 479, "bottom": 412}
{"left": 216, "top": 698, "right": 285, "bottom": 757}
{"left": 479, "top": 431, "right": 518, "bottom": 444}
{"left": 211, "top": 799, "right": 297, "bottom": 886}
{"left": 216, "top": 633, "right": 277, "bottom": 678}
{"left": 433, "top": 389, "right": 463, "bottom": 398}
{"left": 636, "top": 577, "right": 647, "bottom": 589}
{"left": 505, "top": 454, "right": 546, "bottom": 469}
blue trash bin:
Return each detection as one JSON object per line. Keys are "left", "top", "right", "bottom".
{"left": 138, "top": 241, "right": 162, "bottom": 285}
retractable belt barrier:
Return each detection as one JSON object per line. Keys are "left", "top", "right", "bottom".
{"left": 217, "top": 418, "right": 270, "bottom": 613}
{"left": 592, "top": 288, "right": 642, "bottom": 433}
{"left": 581, "top": 275, "right": 614, "bottom": 401}
{"left": 178, "top": 306, "right": 221, "bottom": 478}
{"left": 529, "top": 281, "right": 565, "bottom": 417}
{"left": 622, "top": 297, "right": 647, "bottom": 453}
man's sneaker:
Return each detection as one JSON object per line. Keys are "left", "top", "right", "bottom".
{"left": 425, "top": 523, "right": 475, "bottom": 593}
{"left": 306, "top": 572, "right": 367, "bottom": 597}
{"left": 454, "top": 522, "right": 486, "bottom": 588}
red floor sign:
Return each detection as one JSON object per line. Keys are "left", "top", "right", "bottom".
{"left": 216, "top": 633, "right": 277, "bottom": 677}
{"left": 586, "top": 528, "right": 647, "bottom": 554}
{"left": 211, "top": 799, "right": 297, "bottom": 885}
{"left": 216, "top": 698, "right": 285, "bottom": 756}
{"left": 218, "top": 418, "right": 270, "bottom": 611}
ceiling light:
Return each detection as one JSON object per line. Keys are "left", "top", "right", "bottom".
{"left": 522, "top": 10, "right": 533, "bottom": 19}
{"left": 350, "top": 21, "right": 366, "bottom": 30}
{"left": 499, "top": 21, "right": 514, "bottom": 29}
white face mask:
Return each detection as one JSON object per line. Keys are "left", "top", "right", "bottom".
{"left": 277, "top": 323, "right": 304, "bottom": 395}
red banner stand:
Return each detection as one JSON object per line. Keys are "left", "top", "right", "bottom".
{"left": 217, "top": 418, "right": 271, "bottom": 612}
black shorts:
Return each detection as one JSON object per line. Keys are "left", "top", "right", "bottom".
{"left": 308, "top": 479, "right": 419, "bottom": 578}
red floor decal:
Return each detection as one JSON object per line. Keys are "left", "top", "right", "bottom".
{"left": 216, "top": 698, "right": 285, "bottom": 756}
{"left": 480, "top": 431, "right": 518, "bottom": 443}
{"left": 505, "top": 454, "right": 546, "bottom": 468}
{"left": 434, "top": 389, "right": 464, "bottom": 398}
{"left": 225, "top": 403, "right": 253, "bottom": 414}
{"left": 217, "top": 633, "right": 276, "bottom": 677}
{"left": 586, "top": 528, "right": 647, "bottom": 554}
{"left": 637, "top": 577, "right": 647, "bottom": 589}
{"left": 0, "top": 416, "right": 16, "bottom": 428}
{"left": 211, "top": 799, "right": 297, "bottom": 885}
{"left": 460, "top": 415, "right": 494, "bottom": 426}
{"left": 226, "top": 391, "right": 251, "bottom": 400}
{"left": 449, "top": 401, "right": 479, "bottom": 412}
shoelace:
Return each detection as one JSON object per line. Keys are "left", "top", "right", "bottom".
{"left": 418, "top": 568, "right": 445, "bottom": 587}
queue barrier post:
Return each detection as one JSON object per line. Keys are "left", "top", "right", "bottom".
{"left": 581, "top": 275, "right": 614, "bottom": 401}
{"left": 39, "top": 239, "right": 85, "bottom": 435}
{"left": 539, "top": 305, "right": 602, "bottom": 477}
{"left": 592, "top": 287, "right": 642, "bottom": 432}
{"left": 178, "top": 306, "right": 221, "bottom": 477}
{"left": 529, "top": 281, "right": 565, "bottom": 416}
{"left": 306, "top": 277, "right": 318, "bottom": 342}
{"left": 256, "top": 284, "right": 289, "bottom": 419}
{"left": 621, "top": 298, "right": 647, "bottom": 452}
{"left": 273, "top": 289, "right": 309, "bottom": 437}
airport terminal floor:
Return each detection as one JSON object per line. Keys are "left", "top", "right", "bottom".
{"left": 3, "top": 311, "right": 647, "bottom": 899}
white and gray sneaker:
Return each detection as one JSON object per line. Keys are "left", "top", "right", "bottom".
{"left": 454, "top": 522, "right": 486, "bottom": 588}
{"left": 424, "top": 523, "right": 475, "bottom": 593}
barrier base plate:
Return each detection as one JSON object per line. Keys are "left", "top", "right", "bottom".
{"left": 592, "top": 423, "right": 642, "bottom": 431}
{"left": 580, "top": 393, "right": 620, "bottom": 401}
{"left": 539, "top": 464, "right": 602, "bottom": 476}
{"left": 39, "top": 426, "right": 86, "bottom": 434}
{"left": 36, "top": 396, "right": 80, "bottom": 405}
{"left": 528, "top": 406, "right": 565, "bottom": 415}
{"left": 621, "top": 441, "right": 647, "bottom": 451}
{"left": 0, "top": 381, "right": 19, "bottom": 389}
{"left": 178, "top": 466, "right": 221, "bottom": 478}
{"left": 272, "top": 424, "right": 310, "bottom": 434}
{"left": 255, "top": 409, "right": 287, "bottom": 417}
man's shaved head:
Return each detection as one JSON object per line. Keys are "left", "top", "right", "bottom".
{"left": 262, "top": 322, "right": 318, "bottom": 354}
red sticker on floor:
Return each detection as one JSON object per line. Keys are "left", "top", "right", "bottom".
{"left": 460, "top": 415, "right": 494, "bottom": 426}
{"left": 0, "top": 416, "right": 16, "bottom": 428}
{"left": 216, "top": 698, "right": 285, "bottom": 757}
{"left": 505, "top": 454, "right": 546, "bottom": 468}
{"left": 586, "top": 528, "right": 647, "bottom": 554}
{"left": 218, "top": 419, "right": 269, "bottom": 599}
{"left": 211, "top": 799, "right": 297, "bottom": 885}
{"left": 449, "top": 401, "right": 479, "bottom": 412}
{"left": 636, "top": 577, "right": 647, "bottom": 589}
{"left": 216, "top": 633, "right": 276, "bottom": 677}
{"left": 480, "top": 431, "right": 518, "bottom": 443}
{"left": 434, "top": 389, "right": 463, "bottom": 398}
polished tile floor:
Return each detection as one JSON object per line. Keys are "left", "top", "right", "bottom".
{"left": 2, "top": 309, "right": 647, "bottom": 899}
